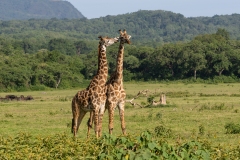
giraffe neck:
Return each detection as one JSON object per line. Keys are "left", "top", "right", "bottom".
{"left": 97, "top": 43, "right": 108, "bottom": 81}
{"left": 114, "top": 42, "right": 124, "bottom": 82}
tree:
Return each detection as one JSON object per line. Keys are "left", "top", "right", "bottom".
{"left": 216, "top": 28, "right": 230, "bottom": 40}
{"left": 186, "top": 40, "right": 206, "bottom": 79}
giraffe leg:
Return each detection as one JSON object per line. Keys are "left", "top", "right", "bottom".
{"left": 98, "top": 113, "right": 104, "bottom": 137}
{"left": 93, "top": 110, "right": 100, "bottom": 138}
{"left": 108, "top": 102, "right": 116, "bottom": 134}
{"left": 98, "top": 103, "right": 105, "bottom": 137}
{"left": 87, "top": 111, "right": 93, "bottom": 138}
{"left": 71, "top": 97, "right": 79, "bottom": 137}
{"left": 118, "top": 101, "right": 126, "bottom": 135}
{"left": 72, "top": 116, "right": 78, "bottom": 137}
{"left": 75, "top": 109, "right": 87, "bottom": 136}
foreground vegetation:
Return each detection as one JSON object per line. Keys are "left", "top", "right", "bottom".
{"left": 1, "top": 131, "right": 239, "bottom": 159}
{"left": 0, "top": 83, "right": 239, "bottom": 159}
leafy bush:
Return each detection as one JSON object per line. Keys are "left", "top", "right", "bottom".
{"left": 212, "top": 75, "right": 239, "bottom": 83}
{"left": 147, "top": 95, "right": 154, "bottom": 104}
{"left": 154, "top": 125, "right": 172, "bottom": 138}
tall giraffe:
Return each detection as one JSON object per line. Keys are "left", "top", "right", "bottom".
{"left": 106, "top": 29, "right": 131, "bottom": 135}
{"left": 71, "top": 36, "right": 118, "bottom": 138}
{"left": 87, "top": 30, "right": 131, "bottom": 137}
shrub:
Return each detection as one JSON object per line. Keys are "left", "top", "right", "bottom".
{"left": 225, "top": 122, "right": 240, "bottom": 134}
{"left": 154, "top": 125, "right": 172, "bottom": 138}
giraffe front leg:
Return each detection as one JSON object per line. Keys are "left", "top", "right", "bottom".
{"left": 94, "top": 110, "right": 99, "bottom": 138}
{"left": 98, "top": 113, "right": 104, "bottom": 137}
{"left": 71, "top": 97, "right": 79, "bottom": 137}
{"left": 118, "top": 101, "right": 126, "bottom": 135}
{"left": 98, "top": 103, "right": 105, "bottom": 137}
{"left": 72, "top": 117, "right": 78, "bottom": 137}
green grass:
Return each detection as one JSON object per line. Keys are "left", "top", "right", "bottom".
{"left": 0, "top": 82, "right": 239, "bottom": 148}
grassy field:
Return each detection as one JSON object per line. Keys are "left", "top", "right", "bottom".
{"left": 0, "top": 82, "right": 240, "bottom": 148}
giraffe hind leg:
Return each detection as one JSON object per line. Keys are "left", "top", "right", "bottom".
{"left": 118, "top": 101, "right": 126, "bottom": 135}
{"left": 87, "top": 111, "right": 93, "bottom": 138}
{"left": 108, "top": 103, "right": 116, "bottom": 135}
{"left": 72, "top": 116, "right": 78, "bottom": 137}
{"left": 76, "top": 109, "right": 87, "bottom": 135}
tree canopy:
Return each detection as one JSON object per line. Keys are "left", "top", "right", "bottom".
{"left": 0, "top": 29, "right": 239, "bottom": 91}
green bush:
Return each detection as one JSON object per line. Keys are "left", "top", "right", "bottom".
{"left": 225, "top": 122, "right": 240, "bottom": 134}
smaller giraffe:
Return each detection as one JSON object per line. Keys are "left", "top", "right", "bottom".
{"left": 71, "top": 36, "right": 118, "bottom": 138}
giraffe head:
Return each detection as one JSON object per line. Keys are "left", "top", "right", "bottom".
{"left": 119, "top": 29, "right": 131, "bottom": 44}
{"left": 98, "top": 36, "right": 119, "bottom": 47}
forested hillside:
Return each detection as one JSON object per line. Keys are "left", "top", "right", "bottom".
{"left": 0, "top": 10, "right": 240, "bottom": 44}
{"left": 0, "top": 0, "right": 84, "bottom": 20}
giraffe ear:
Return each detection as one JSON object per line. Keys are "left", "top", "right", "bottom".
{"left": 98, "top": 36, "right": 102, "bottom": 40}
{"left": 119, "top": 29, "right": 123, "bottom": 35}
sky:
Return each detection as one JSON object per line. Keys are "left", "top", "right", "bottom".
{"left": 66, "top": 0, "right": 240, "bottom": 19}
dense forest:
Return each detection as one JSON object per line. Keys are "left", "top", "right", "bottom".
{"left": 0, "top": 0, "right": 84, "bottom": 20}
{"left": 0, "top": 10, "right": 240, "bottom": 91}
{"left": 0, "top": 28, "right": 240, "bottom": 91}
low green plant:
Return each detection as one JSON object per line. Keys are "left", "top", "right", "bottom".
{"left": 211, "top": 103, "right": 226, "bottom": 110}
{"left": 59, "top": 97, "right": 69, "bottom": 101}
{"left": 225, "top": 122, "right": 240, "bottom": 134}
{"left": 155, "top": 112, "right": 162, "bottom": 119}
{"left": 5, "top": 113, "right": 13, "bottom": 118}
{"left": 147, "top": 95, "right": 154, "bottom": 104}
{"left": 154, "top": 125, "right": 172, "bottom": 138}
{"left": 199, "top": 103, "right": 228, "bottom": 111}
{"left": 49, "top": 111, "right": 59, "bottom": 115}
{"left": 199, "top": 124, "right": 205, "bottom": 135}
{"left": 233, "top": 109, "right": 238, "bottom": 113}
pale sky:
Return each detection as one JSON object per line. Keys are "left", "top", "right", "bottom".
{"left": 66, "top": 0, "right": 239, "bottom": 19}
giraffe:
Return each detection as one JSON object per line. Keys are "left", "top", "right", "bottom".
{"left": 106, "top": 29, "right": 131, "bottom": 135}
{"left": 87, "top": 29, "right": 131, "bottom": 137}
{"left": 71, "top": 36, "right": 118, "bottom": 138}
